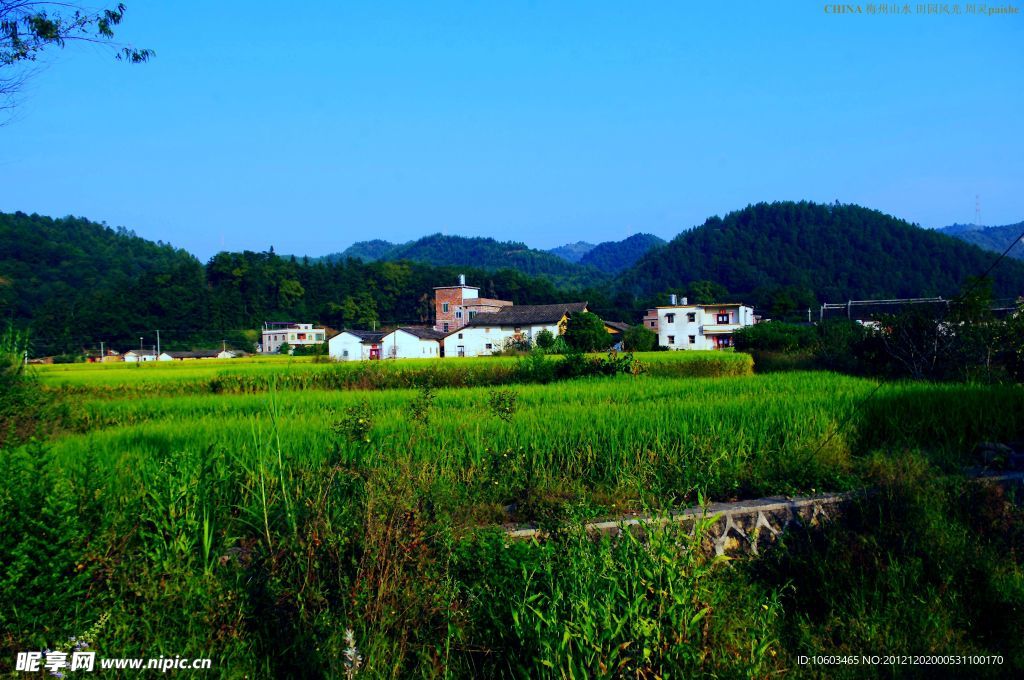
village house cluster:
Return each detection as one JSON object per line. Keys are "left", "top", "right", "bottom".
{"left": 320, "top": 276, "right": 756, "bottom": 361}
{"left": 54, "top": 277, "right": 755, "bottom": 364}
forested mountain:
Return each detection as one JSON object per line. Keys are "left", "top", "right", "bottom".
{"left": 0, "top": 211, "right": 204, "bottom": 351}
{"left": 548, "top": 241, "right": 595, "bottom": 263}
{"left": 937, "top": 222, "right": 1024, "bottom": 261}
{"left": 0, "top": 213, "right": 581, "bottom": 356}
{"left": 620, "top": 202, "right": 1024, "bottom": 309}
{"left": 579, "top": 233, "right": 666, "bottom": 273}
{"left": 6, "top": 203, "right": 1023, "bottom": 357}
{"left": 334, "top": 239, "right": 398, "bottom": 262}
{"left": 324, "top": 234, "right": 608, "bottom": 288}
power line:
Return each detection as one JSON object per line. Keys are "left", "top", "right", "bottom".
{"left": 805, "top": 220, "right": 1024, "bottom": 462}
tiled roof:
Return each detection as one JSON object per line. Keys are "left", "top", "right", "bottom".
{"left": 466, "top": 302, "right": 588, "bottom": 327}
{"left": 397, "top": 326, "right": 446, "bottom": 341}
{"left": 162, "top": 350, "right": 222, "bottom": 359}
{"left": 467, "top": 297, "right": 513, "bottom": 307}
{"left": 604, "top": 321, "right": 632, "bottom": 333}
{"left": 342, "top": 329, "right": 385, "bottom": 342}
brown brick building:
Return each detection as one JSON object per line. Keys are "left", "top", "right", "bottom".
{"left": 433, "top": 275, "right": 512, "bottom": 333}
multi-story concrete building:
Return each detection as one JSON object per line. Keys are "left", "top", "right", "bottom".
{"left": 655, "top": 296, "right": 755, "bottom": 350}
{"left": 261, "top": 322, "right": 326, "bottom": 354}
{"left": 433, "top": 275, "right": 512, "bottom": 334}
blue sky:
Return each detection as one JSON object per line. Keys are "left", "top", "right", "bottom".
{"left": 1, "top": 1, "right": 1021, "bottom": 261}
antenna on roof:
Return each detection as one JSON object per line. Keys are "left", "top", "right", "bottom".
{"left": 459, "top": 273, "right": 466, "bottom": 286}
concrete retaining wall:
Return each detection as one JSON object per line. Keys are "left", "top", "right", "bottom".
{"left": 506, "top": 471, "right": 1024, "bottom": 557}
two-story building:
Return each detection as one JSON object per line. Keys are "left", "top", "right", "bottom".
{"left": 656, "top": 296, "right": 755, "bottom": 350}
{"left": 433, "top": 275, "right": 513, "bottom": 334}
{"left": 261, "top": 322, "right": 327, "bottom": 354}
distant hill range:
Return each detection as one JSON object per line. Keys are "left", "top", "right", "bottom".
{"left": 574, "top": 233, "right": 666, "bottom": 273}
{"left": 547, "top": 241, "right": 595, "bottom": 263}
{"left": 325, "top": 232, "right": 667, "bottom": 282}
{"left": 619, "top": 202, "right": 1024, "bottom": 303}
{"left": 5, "top": 202, "right": 1023, "bottom": 356}
{"left": 936, "top": 222, "right": 1024, "bottom": 261}
{"left": 320, "top": 234, "right": 609, "bottom": 288}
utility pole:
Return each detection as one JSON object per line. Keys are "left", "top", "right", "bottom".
{"left": 100, "top": 340, "right": 104, "bottom": 361}
{"left": 156, "top": 330, "right": 161, "bottom": 357}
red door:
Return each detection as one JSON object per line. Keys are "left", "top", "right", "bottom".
{"left": 369, "top": 346, "right": 381, "bottom": 360}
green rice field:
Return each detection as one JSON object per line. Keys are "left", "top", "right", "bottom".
{"left": 4, "top": 352, "right": 1024, "bottom": 677}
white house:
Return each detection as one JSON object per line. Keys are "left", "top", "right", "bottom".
{"left": 328, "top": 330, "right": 385, "bottom": 361}
{"left": 442, "top": 302, "right": 588, "bottom": 357}
{"left": 123, "top": 349, "right": 158, "bottom": 362}
{"left": 261, "top": 322, "right": 327, "bottom": 354}
{"left": 656, "top": 296, "right": 755, "bottom": 350}
{"left": 380, "top": 327, "right": 445, "bottom": 360}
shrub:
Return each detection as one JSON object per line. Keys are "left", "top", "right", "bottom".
{"left": 487, "top": 388, "right": 518, "bottom": 422}
{"left": 333, "top": 401, "right": 374, "bottom": 443}
{"left": 564, "top": 312, "right": 613, "bottom": 353}
{"left": 622, "top": 324, "right": 657, "bottom": 352}
{"left": 535, "top": 329, "right": 555, "bottom": 349}
{"left": 733, "top": 322, "right": 817, "bottom": 353}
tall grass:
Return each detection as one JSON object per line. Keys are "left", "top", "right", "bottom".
{"left": 2, "top": 369, "right": 1022, "bottom": 676}
{"left": 35, "top": 351, "right": 753, "bottom": 396}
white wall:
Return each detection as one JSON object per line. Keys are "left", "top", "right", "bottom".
{"left": 441, "top": 323, "right": 561, "bottom": 357}
{"left": 329, "top": 333, "right": 373, "bottom": 361}
{"left": 381, "top": 330, "right": 440, "bottom": 359}
{"left": 124, "top": 352, "right": 157, "bottom": 362}
{"left": 657, "top": 305, "right": 754, "bottom": 350}
{"left": 443, "top": 327, "right": 511, "bottom": 357}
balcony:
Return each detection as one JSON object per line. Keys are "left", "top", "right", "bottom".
{"left": 701, "top": 323, "right": 740, "bottom": 335}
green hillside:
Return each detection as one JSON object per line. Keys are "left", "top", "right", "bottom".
{"left": 937, "top": 222, "right": 1024, "bottom": 261}
{"left": 548, "top": 241, "right": 596, "bottom": 263}
{"left": 579, "top": 233, "right": 665, "bottom": 273}
{"left": 620, "top": 202, "right": 1024, "bottom": 305}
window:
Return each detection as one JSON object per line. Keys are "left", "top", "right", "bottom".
{"left": 650, "top": 321, "right": 656, "bottom": 327}
{"left": 667, "top": 335, "right": 675, "bottom": 344}
{"left": 456, "top": 311, "right": 463, "bottom": 319}
{"left": 687, "top": 313, "right": 696, "bottom": 322}
{"left": 458, "top": 333, "right": 463, "bottom": 339}
{"left": 688, "top": 335, "right": 696, "bottom": 344}
{"left": 442, "top": 303, "right": 449, "bottom": 313}
{"left": 343, "top": 350, "right": 349, "bottom": 357}
{"left": 666, "top": 313, "right": 675, "bottom": 323}
{"left": 443, "top": 322, "right": 449, "bottom": 332}
{"left": 468, "top": 310, "right": 476, "bottom": 319}
{"left": 717, "top": 313, "right": 730, "bottom": 324}
{"left": 485, "top": 343, "right": 492, "bottom": 350}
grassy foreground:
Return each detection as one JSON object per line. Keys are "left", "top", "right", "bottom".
{"left": 3, "top": 355, "right": 1023, "bottom": 677}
